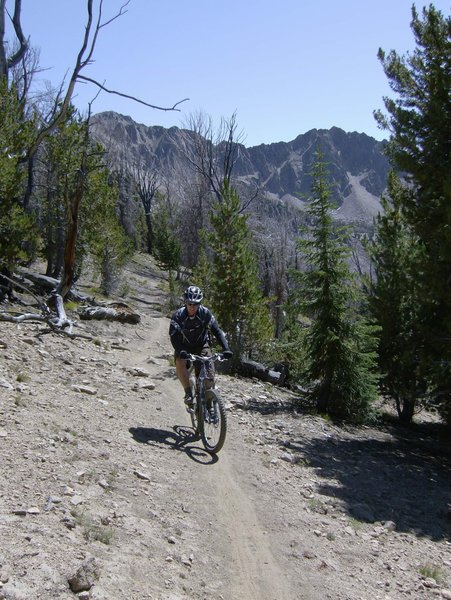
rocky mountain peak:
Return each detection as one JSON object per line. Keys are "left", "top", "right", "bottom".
{"left": 90, "top": 111, "right": 391, "bottom": 228}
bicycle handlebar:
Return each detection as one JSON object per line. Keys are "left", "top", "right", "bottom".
{"left": 180, "top": 351, "right": 228, "bottom": 363}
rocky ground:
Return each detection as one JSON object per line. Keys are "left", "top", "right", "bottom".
{"left": 0, "top": 255, "right": 450, "bottom": 600}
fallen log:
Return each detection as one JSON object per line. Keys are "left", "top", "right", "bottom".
{"left": 19, "top": 271, "right": 58, "bottom": 293}
{"left": 78, "top": 302, "right": 140, "bottom": 324}
{"left": 237, "top": 358, "right": 285, "bottom": 385}
{"left": 18, "top": 271, "right": 92, "bottom": 303}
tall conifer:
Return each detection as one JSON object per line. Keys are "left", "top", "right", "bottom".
{"left": 294, "top": 150, "right": 379, "bottom": 421}
{"left": 200, "top": 179, "right": 272, "bottom": 359}
{"left": 152, "top": 196, "right": 181, "bottom": 305}
{"left": 0, "top": 82, "right": 37, "bottom": 270}
{"left": 375, "top": 5, "right": 451, "bottom": 422}
{"left": 367, "top": 173, "right": 425, "bottom": 424}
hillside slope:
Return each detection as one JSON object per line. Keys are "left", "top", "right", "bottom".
{"left": 0, "top": 255, "right": 450, "bottom": 600}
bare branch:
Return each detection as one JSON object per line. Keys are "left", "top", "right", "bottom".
{"left": 183, "top": 111, "right": 246, "bottom": 202}
{"left": 238, "top": 186, "right": 259, "bottom": 213}
{"left": 0, "top": 272, "right": 50, "bottom": 315}
{"left": 0, "top": 1, "right": 6, "bottom": 78}
{"left": 79, "top": 0, "right": 100, "bottom": 71}
{"left": 0, "top": 276, "right": 73, "bottom": 333}
{"left": 0, "top": 312, "right": 47, "bottom": 323}
{"left": 6, "top": 0, "right": 28, "bottom": 70}
{"left": 99, "top": 0, "right": 131, "bottom": 29}
{"left": 77, "top": 75, "right": 189, "bottom": 111}
{"left": 17, "top": 0, "right": 187, "bottom": 159}
{"left": 27, "top": 0, "right": 95, "bottom": 154}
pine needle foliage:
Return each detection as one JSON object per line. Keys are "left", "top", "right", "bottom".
{"left": 152, "top": 195, "right": 181, "bottom": 274}
{"left": 152, "top": 194, "right": 181, "bottom": 305}
{"left": 294, "top": 150, "right": 379, "bottom": 422}
{"left": 34, "top": 113, "right": 131, "bottom": 294}
{"left": 375, "top": 5, "right": 451, "bottom": 423}
{"left": 366, "top": 173, "right": 426, "bottom": 424}
{"left": 199, "top": 179, "right": 273, "bottom": 358}
{"left": 0, "top": 81, "right": 38, "bottom": 269}
{"left": 36, "top": 109, "right": 88, "bottom": 277}
{"left": 83, "top": 168, "right": 132, "bottom": 296}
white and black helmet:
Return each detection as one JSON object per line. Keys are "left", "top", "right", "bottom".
{"left": 184, "top": 285, "right": 203, "bottom": 304}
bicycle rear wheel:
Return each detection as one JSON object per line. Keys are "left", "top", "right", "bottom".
{"left": 200, "top": 389, "right": 227, "bottom": 454}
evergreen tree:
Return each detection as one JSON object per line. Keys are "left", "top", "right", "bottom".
{"left": 375, "top": 5, "right": 451, "bottom": 422}
{"left": 191, "top": 244, "right": 213, "bottom": 302}
{"left": 367, "top": 173, "right": 425, "bottom": 424}
{"left": 200, "top": 179, "right": 273, "bottom": 359}
{"left": 83, "top": 168, "right": 132, "bottom": 296}
{"left": 35, "top": 109, "right": 86, "bottom": 277}
{"left": 152, "top": 194, "right": 181, "bottom": 305}
{"left": 0, "top": 81, "right": 38, "bottom": 270}
{"left": 294, "top": 150, "right": 379, "bottom": 422}
{"left": 269, "top": 286, "right": 309, "bottom": 387}
{"left": 32, "top": 111, "right": 131, "bottom": 296}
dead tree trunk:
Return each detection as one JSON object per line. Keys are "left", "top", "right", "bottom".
{"left": 0, "top": 0, "right": 28, "bottom": 82}
{"left": 56, "top": 171, "right": 85, "bottom": 299}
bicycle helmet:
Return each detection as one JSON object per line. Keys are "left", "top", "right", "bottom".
{"left": 184, "top": 285, "right": 203, "bottom": 304}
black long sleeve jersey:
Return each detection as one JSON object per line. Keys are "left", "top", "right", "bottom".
{"left": 169, "top": 305, "right": 229, "bottom": 353}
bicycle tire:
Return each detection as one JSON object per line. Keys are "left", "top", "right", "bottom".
{"left": 200, "top": 389, "right": 227, "bottom": 454}
{"left": 190, "top": 396, "right": 201, "bottom": 438}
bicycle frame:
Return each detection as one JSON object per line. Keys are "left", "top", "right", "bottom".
{"left": 184, "top": 352, "right": 228, "bottom": 454}
{"left": 187, "top": 353, "right": 218, "bottom": 419}
{"left": 191, "top": 354, "right": 217, "bottom": 397}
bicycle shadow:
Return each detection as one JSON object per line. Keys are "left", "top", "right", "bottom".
{"left": 129, "top": 425, "right": 218, "bottom": 465}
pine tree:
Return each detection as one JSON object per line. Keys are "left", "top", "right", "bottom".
{"left": 0, "top": 81, "right": 38, "bottom": 270}
{"left": 32, "top": 112, "right": 131, "bottom": 295}
{"left": 367, "top": 173, "right": 425, "bottom": 424}
{"left": 294, "top": 150, "right": 379, "bottom": 422}
{"left": 375, "top": 5, "right": 451, "bottom": 423}
{"left": 152, "top": 195, "right": 181, "bottom": 305}
{"left": 83, "top": 168, "right": 132, "bottom": 296}
{"left": 201, "top": 179, "right": 273, "bottom": 359}
{"left": 36, "top": 109, "right": 87, "bottom": 277}
{"left": 191, "top": 244, "right": 213, "bottom": 301}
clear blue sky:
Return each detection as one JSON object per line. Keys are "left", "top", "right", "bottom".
{"left": 12, "top": 0, "right": 451, "bottom": 146}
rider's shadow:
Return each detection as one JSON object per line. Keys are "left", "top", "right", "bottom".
{"left": 129, "top": 425, "right": 218, "bottom": 465}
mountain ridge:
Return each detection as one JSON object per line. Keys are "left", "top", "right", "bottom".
{"left": 90, "top": 111, "right": 391, "bottom": 232}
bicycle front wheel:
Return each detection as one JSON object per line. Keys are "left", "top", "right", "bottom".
{"left": 189, "top": 376, "right": 200, "bottom": 437}
{"left": 190, "top": 395, "right": 201, "bottom": 439}
{"left": 200, "top": 389, "right": 227, "bottom": 454}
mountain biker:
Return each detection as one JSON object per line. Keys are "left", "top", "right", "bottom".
{"left": 169, "top": 285, "right": 232, "bottom": 408}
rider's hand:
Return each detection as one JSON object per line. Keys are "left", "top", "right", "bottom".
{"left": 179, "top": 350, "right": 189, "bottom": 359}
{"left": 222, "top": 350, "right": 233, "bottom": 359}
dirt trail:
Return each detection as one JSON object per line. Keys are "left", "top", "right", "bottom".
{"left": 211, "top": 454, "right": 294, "bottom": 600}
{"left": 0, "top": 256, "right": 450, "bottom": 600}
{"left": 129, "top": 312, "right": 297, "bottom": 600}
